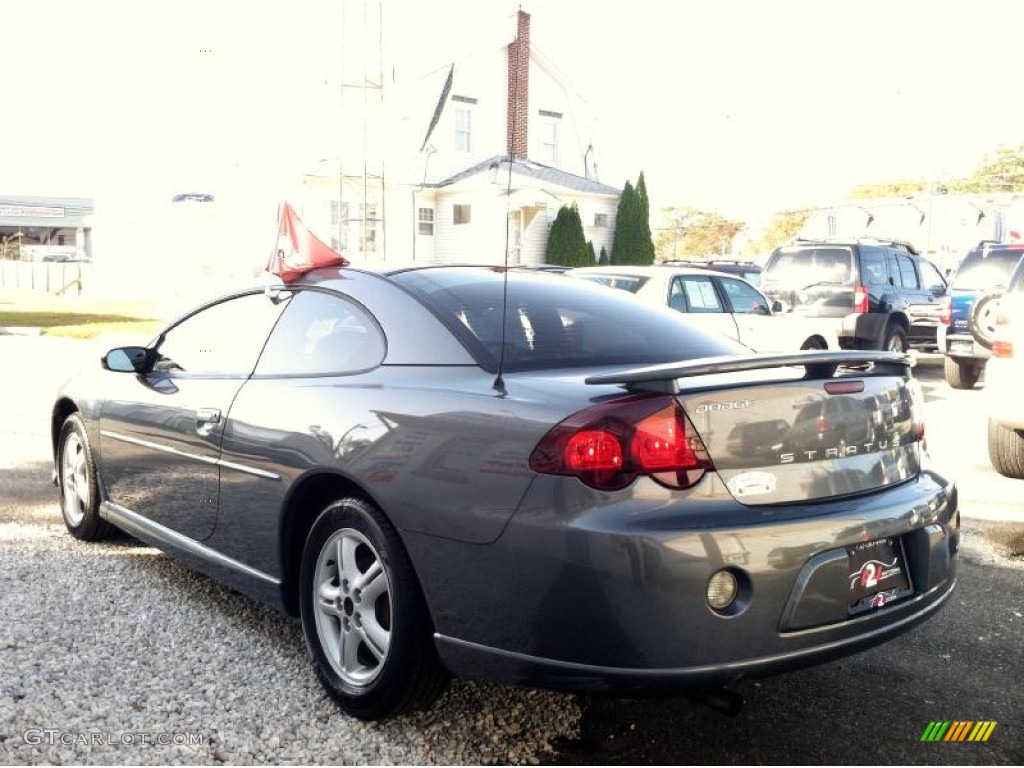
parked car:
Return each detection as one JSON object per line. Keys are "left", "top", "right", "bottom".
{"left": 984, "top": 256, "right": 1024, "bottom": 477}
{"left": 53, "top": 265, "right": 957, "bottom": 720}
{"left": 938, "top": 241, "right": 1024, "bottom": 389}
{"left": 566, "top": 265, "right": 838, "bottom": 353}
{"left": 658, "top": 259, "right": 764, "bottom": 285}
{"left": 760, "top": 238, "right": 948, "bottom": 353}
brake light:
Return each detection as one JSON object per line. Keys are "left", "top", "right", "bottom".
{"left": 853, "top": 285, "right": 869, "bottom": 314}
{"left": 938, "top": 295, "right": 952, "bottom": 326}
{"left": 529, "top": 394, "right": 712, "bottom": 491}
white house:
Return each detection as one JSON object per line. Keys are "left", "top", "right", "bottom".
{"left": 297, "top": 9, "right": 621, "bottom": 267}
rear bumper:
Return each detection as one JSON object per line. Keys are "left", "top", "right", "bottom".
{"left": 435, "top": 579, "right": 954, "bottom": 694}
{"left": 410, "top": 470, "right": 959, "bottom": 695}
{"left": 939, "top": 326, "right": 990, "bottom": 362}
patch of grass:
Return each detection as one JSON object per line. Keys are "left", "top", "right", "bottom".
{"left": 0, "top": 293, "right": 169, "bottom": 339}
{"left": 44, "top": 320, "right": 164, "bottom": 340}
{"left": 0, "top": 311, "right": 148, "bottom": 328}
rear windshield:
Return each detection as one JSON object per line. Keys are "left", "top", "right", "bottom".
{"left": 952, "top": 248, "right": 1024, "bottom": 290}
{"left": 764, "top": 246, "right": 855, "bottom": 287}
{"left": 567, "top": 272, "right": 649, "bottom": 293}
{"left": 392, "top": 268, "right": 744, "bottom": 372}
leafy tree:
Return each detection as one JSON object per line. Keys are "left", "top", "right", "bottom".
{"left": 635, "top": 171, "right": 656, "bottom": 264}
{"left": 545, "top": 202, "right": 589, "bottom": 267}
{"left": 948, "top": 145, "right": 1024, "bottom": 193}
{"left": 586, "top": 240, "right": 596, "bottom": 264}
{"left": 599, "top": 245, "right": 609, "bottom": 265}
{"left": 653, "top": 206, "right": 744, "bottom": 260}
{"left": 849, "top": 180, "right": 927, "bottom": 199}
{"left": 753, "top": 209, "right": 812, "bottom": 253}
{"left": 611, "top": 177, "right": 656, "bottom": 265}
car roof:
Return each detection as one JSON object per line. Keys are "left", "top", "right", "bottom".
{"left": 567, "top": 265, "right": 740, "bottom": 280}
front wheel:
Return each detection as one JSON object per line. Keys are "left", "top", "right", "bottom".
{"left": 299, "top": 497, "right": 448, "bottom": 720}
{"left": 58, "top": 413, "right": 114, "bottom": 541}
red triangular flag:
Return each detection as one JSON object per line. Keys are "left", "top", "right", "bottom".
{"left": 266, "top": 201, "right": 348, "bottom": 282}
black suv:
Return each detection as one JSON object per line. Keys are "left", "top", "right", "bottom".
{"left": 760, "top": 238, "right": 948, "bottom": 352}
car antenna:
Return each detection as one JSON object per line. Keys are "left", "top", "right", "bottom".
{"left": 493, "top": 154, "right": 514, "bottom": 395}
{"left": 494, "top": 27, "right": 522, "bottom": 396}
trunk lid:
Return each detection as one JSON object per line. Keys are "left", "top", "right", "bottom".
{"left": 586, "top": 351, "right": 922, "bottom": 506}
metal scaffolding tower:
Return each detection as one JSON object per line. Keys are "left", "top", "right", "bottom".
{"left": 337, "top": 2, "right": 386, "bottom": 262}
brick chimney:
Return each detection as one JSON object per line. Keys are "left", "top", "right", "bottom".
{"left": 506, "top": 10, "right": 530, "bottom": 159}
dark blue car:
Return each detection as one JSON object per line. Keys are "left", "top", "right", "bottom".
{"left": 939, "top": 242, "right": 1024, "bottom": 388}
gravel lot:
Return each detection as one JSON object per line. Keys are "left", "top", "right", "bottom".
{"left": 0, "top": 336, "right": 580, "bottom": 764}
{"left": 0, "top": 337, "right": 1020, "bottom": 765}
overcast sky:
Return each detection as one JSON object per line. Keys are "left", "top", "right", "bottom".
{"left": 4, "top": 1, "right": 1024, "bottom": 223}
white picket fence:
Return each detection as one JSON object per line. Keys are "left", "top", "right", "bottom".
{"left": 0, "top": 261, "right": 93, "bottom": 295}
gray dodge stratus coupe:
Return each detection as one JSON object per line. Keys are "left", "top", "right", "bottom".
{"left": 52, "top": 265, "right": 958, "bottom": 720}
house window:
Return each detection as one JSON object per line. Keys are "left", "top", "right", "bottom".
{"left": 594, "top": 213, "right": 608, "bottom": 228}
{"left": 418, "top": 207, "right": 434, "bottom": 236}
{"left": 455, "top": 108, "right": 472, "bottom": 153}
{"left": 361, "top": 229, "right": 377, "bottom": 253}
{"left": 453, "top": 204, "right": 471, "bottom": 225}
{"left": 330, "top": 200, "right": 340, "bottom": 226}
{"left": 359, "top": 203, "right": 378, "bottom": 253}
{"left": 540, "top": 120, "right": 559, "bottom": 165}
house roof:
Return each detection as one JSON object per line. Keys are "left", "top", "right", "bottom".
{"left": 428, "top": 155, "right": 620, "bottom": 196}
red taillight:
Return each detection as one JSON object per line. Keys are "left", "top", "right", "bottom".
{"left": 631, "top": 406, "right": 697, "bottom": 472}
{"left": 938, "top": 294, "right": 952, "bottom": 326}
{"left": 565, "top": 430, "right": 623, "bottom": 472}
{"left": 529, "top": 395, "right": 712, "bottom": 490}
{"left": 853, "top": 285, "right": 869, "bottom": 314}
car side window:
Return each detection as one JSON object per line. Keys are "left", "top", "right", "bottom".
{"left": 677, "top": 276, "right": 723, "bottom": 313}
{"left": 918, "top": 259, "right": 946, "bottom": 294}
{"left": 719, "top": 277, "right": 769, "bottom": 315}
{"left": 860, "top": 246, "right": 889, "bottom": 287}
{"left": 152, "top": 292, "right": 285, "bottom": 376}
{"left": 668, "top": 278, "right": 689, "bottom": 312}
{"left": 896, "top": 254, "right": 920, "bottom": 289}
{"left": 255, "top": 289, "right": 386, "bottom": 376}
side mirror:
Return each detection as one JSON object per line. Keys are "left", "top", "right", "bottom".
{"left": 930, "top": 284, "right": 946, "bottom": 297}
{"left": 771, "top": 299, "right": 789, "bottom": 314}
{"left": 103, "top": 346, "right": 148, "bottom": 373}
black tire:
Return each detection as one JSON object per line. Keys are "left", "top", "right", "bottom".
{"left": 882, "top": 324, "right": 908, "bottom": 354}
{"left": 988, "top": 419, "right": 1024, "bottom": 479}
{"left": 299, "top": 496, "right": 448, "bottom": 720}
{"left": 800, "top": 336, "right": 827, "bottom": 351}
{"left": 57, "top": 413, "right": 115, "bottom": 541}
{"left": 970, "top": 291, "right": 1003, "bottom": 350}
{"left": 943, "top": 355, "right": 980, "bottom": 390}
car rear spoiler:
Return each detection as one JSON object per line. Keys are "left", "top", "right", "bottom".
{"left": 584, "top": 351, "right": 912, "bottom": 393}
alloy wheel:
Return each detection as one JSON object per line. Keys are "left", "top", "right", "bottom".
{"left": 313, "top": 528, "right": 393, "bottom": 687}
{"left": 61, "top": 432, "right": 90, "bottom": 527}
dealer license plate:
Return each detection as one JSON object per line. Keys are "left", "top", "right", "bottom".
{"left": 847, "top": 537, "right": 912, "bottom": 612}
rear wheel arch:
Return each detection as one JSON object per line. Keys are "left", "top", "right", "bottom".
{"left": 800, "top": 335, "right": 828, "bottom": 351}
{"left": 52, "top": 398, "right": 79, "bottom": 456}
{"left": 280, "top": 471, "right": 395, "bottom": 616}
